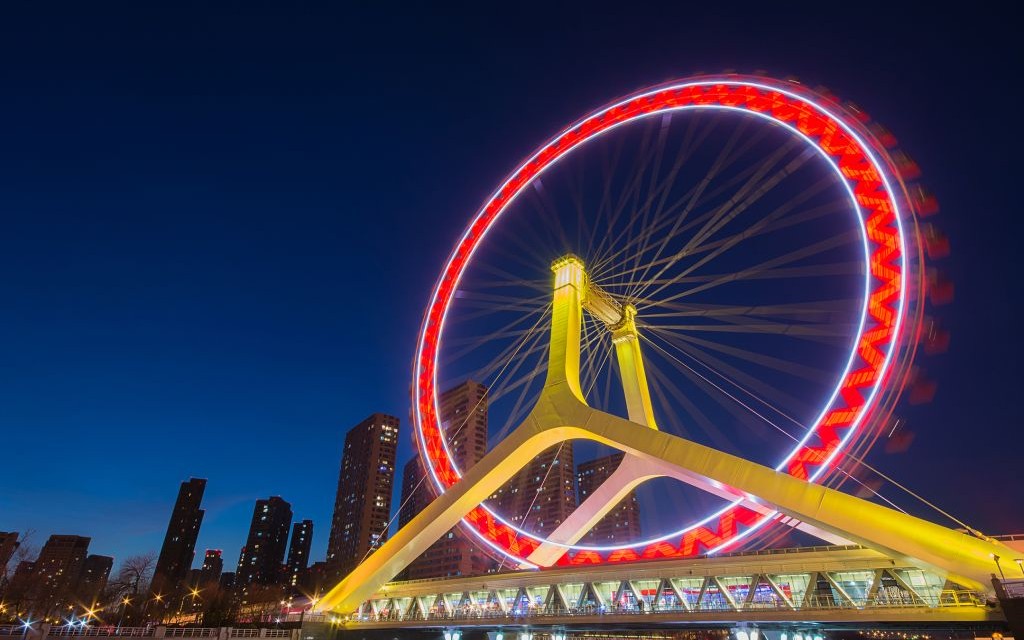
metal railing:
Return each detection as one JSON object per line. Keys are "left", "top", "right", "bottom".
{"left": 351, "top": 589, "right": 986, "bottom": 625}
{"left": 0, "top": 628, "right": 295, "bottom": 640}
{"left": 43, "top": 629, "right": 155, "bottom": 638}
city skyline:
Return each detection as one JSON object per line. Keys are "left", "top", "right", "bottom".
{"left": 1, "top": 3, "right": 1021, "bottom": 576}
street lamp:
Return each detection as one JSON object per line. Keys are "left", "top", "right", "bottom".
{"left": 991, "top": 554, "right": 1007, "bottom": 580}
{"left": 20, "top": 617, "right": 33, "bottom": 640}
{"left": 118, "top": 597, "right": 132, "bottom": 630}
{"left": 144, "top": 593, "right": 164, "bottom": 624}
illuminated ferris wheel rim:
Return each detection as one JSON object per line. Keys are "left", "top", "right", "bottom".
{"left": 413, "top": 74, "right": 911, "bottom": 565}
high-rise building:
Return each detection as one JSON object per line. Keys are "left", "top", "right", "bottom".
{"left": 326, "top": 413, "right": 399, "bottom": 579}
{"left": 492, "top": 443, "right": 576, "bottom": 539}
{"left": 151, "top": 478, "right": 206, "bottom": 601}
{"left": 236, "top": 496, "right": 292, "bottom": 587}
{"left": 285, "top": 520, "right": 313, "bottom": 588}
{"left": 0, "top": 531, "right": 19, "bottom": 571}
{"left": 29, "top": 535, "right": 91, "bottom": 614}
{"left": 185, "top": 568, "right": 202, "bottom": 589}
{"left": 577, "top": 452, "right": 642, "bottom": 544}
{"left": 198, "top": 550, "right": 223, "bottom": 586}
{"left": 5, "top": 560, "right": 36, "bottom": 604}
{"left": 218, "top": 571, "right": 235, "bottom": 591}
{"left": 398, "top": 457, "right": 431, "bottom": 530}
{"left": 395, "top": 458, "right": 429, "bottom": 581}
{"left": 77, "top": 554, "right": 113, "bottom": 605}
{"left": 297, "top": 562, "right": 329, "bottom": 599}
{"left": 403, "top": 381, "right": 494, "bottom": 580}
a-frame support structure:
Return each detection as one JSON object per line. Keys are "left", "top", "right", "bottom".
{"left": 318, "top": 255, "right": 1016, "bottom": 614}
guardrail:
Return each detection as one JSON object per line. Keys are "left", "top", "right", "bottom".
{"left": 349, "top": 589, "right": 987, "bottom": 625}
{"left": 0, "top": 628, "right": 295, "bottom": 640}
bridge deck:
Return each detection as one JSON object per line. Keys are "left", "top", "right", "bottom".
{"left": 342, "top": 546, "right": 1001, "bottom": 629}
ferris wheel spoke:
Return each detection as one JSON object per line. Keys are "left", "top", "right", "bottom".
{"left": 455, "top": 294, "right": 553, "bottom": 322}
{"left": 638, "top": 298, "right": 857, "bottom": 321}
{"left": 627, "top": 141, "right": 808, "bottom": 299}
{"left": 599, "top": 260, "right": 861, "bottom": 300}
{"left": 631, "top": 171, "right": 834, "bottom": 302}
{"left": 636, "top": 229, "right": 861, "bottom": 309}
{"left": 610, "top": 136, "right": 796, "bottom": 286}
{"left": 588, "top": 150, "right": 764, "bottom": 277}
{"left": 622, "top": 113, "right": 679, "bottom": 280}
{"left": 446, "top": 324, "right": 552, "bottom": 349}
{"left": 644, "top": 357, "right": 741, "bottom": 455}
{"left": 655, "top": 197, "right": 850, "bottom": 269}
{"left": 623, "top": 124, "right": 692, "bottom": 283}
{"left": 590, "top": 147, "right": 827, "bottom": 288}
{"left": 644, "top": 329, "right": 815, "bottom": 431}
{"left": 529, "top": 178, "right": 576, "bottom": 253}
{"left": 457, "top": 306, "right": 551, "bottom": 382}
{"left": 616, "top": 113, "right": 695, "bottom": 289}
{"left": 644, "top": 357, "right": 697, "bottom": 441}
{"left": 589, "top": 122, "right": 664, "bottom": 264}
{"left": 589, "top": 115, "right": 739, "bottom": 276}
{"left": 645, "top": 319, "right": 856, "bottom": 339}
{"left": 581, "top": 329, "right": 614, "bottom": 401}
{"left": 592, "top": 118, "right": 759, "bottom": 285}
{"left": 466, "top": 279, "right": 550, "bottom": 292}
{"left": 568, "top": 157, "right": 592, "bottom": 255}
{"left": 444, "top": 307, "right": 548, "bottom": 362}
{"left": 472, "top": 261, "right": 551, "bottom": 292}
{"left": 487, "top": 359, "right": 546, "bottom": 405}
{"left": 643, "top": 332, "right": 918, "bottom": 519}
{"left": 455, "top": 289, "right": 552, "bottom": 307}
{"left": 491, "top": 358, "right": 549, "bottom": 448}
{"left": 648, "top": 325, "right": 828, "bottom": 385}
{"left": 681, "top": 144, "right": 813, "bottom": 254}
{"left": 644, "top": 335, "right": 807, "bottom": 447}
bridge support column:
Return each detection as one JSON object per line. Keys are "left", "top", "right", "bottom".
{"left": 316, "top": 255, "right": 1021, "bottom": 615}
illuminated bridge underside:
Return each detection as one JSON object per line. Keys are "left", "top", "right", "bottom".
{"left": 347, "top": 547, "right": 999, "bottom": 629}
{"left": 317, "top": 257, "right": 1019, "bottom": 614}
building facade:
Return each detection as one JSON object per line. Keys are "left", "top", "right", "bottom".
{"left": 150, "top": 478, "right": 206, "bottom": 601}
{"left": 577, "top": 452, "right": 642, "bottom": 544}
{"left": 398, "top": 457, "right": 431, "bottom": 531}
{"left": 198, "top": 549, "right": 223, "bottom": 586}
{"left": 402, "top": 381, "right": 494, "bottom": 580}
{"left": 236, "top": 496, "right": 292, "bottom": 587}
{"left": 285, "top": 520, "right": 313, "bottom": 588}
{"left": 325, "top": 413, "right": 399, "bottom": 579}
{"left": 0, "top": 531, "right": 18, "bottom": 573}
{"left": 491, "top": 444, "right": 576, "bottom": 540}
{"left": 77, "top": 554, "right": 113, "bottom": 605}
{"left": 27, "top": 535, "right": 91, "bottom": 615}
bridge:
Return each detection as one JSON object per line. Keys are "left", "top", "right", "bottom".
{"left": 314, "top": 76, "right": 1023, "bottom": 638}
{"left": 338, "top": 545, "right": 1002, "bottom": 634}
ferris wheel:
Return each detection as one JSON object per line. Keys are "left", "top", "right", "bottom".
{"left": 411, "top": 74, "right": 940, "bottom": 569}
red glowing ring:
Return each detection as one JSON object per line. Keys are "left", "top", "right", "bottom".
{"left": 414, "top": 75, "right": 909, "bottom": 566}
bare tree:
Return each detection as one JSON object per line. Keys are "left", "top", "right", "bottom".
{"left": 112, "top": 553, "right": 157, "bottom": 596}
{"left": 2, "top": 529, "right": 38, "bottom": 585}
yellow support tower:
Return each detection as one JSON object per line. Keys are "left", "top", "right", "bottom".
{"left": 317, "top": 255, "right": 1017, "bottom": 615}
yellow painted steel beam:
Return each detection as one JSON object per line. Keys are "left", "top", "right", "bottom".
{"left": 316, "top": 255, "right": 1016, "bottom": 614}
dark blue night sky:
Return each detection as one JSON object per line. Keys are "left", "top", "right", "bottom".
{"left": 1, "top": 3, "right": 1020, "bottom": 567}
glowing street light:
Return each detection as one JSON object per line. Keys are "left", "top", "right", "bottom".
{"left": 991, "top": 553, "right": 1007, "bottom": 580}
{"left": 19, "top": 617, "right": 33, "bottom": 640}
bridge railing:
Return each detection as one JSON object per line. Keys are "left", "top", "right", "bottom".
{"left": 350, "top": 589, "right": 985, "bottom": 625}
{"left": 0, "top": 628, "right": 297, "bottom": 640}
